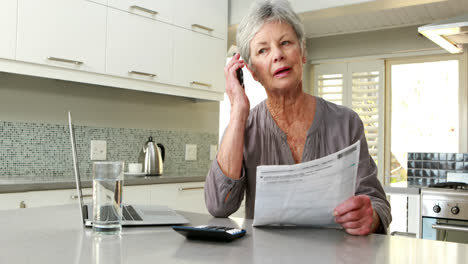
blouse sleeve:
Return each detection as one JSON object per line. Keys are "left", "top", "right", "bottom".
{"left": 351, "top": 112, "right": 392, "bottom": 234}
{"left": 204, "top": 159, "right": 246, "bottom": 217}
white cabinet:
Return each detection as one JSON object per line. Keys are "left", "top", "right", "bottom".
{"left": 174, "top": 27, "right": 226, "bottom": 92}
{"left": 123, "top": 185, "right": 151, "bottom": 205}
{"left": 16, "top": 0, "right": 106, "bottom": 73}
{"left": 149, "top": 182, "right": 208, "bottom": 214}
{"left": 0, "top": 0, "right": 226, "bottom": 101}
{"left": 0, "top": 182, "right": 246, "bottom": 218}
{"left": 174, "top": 0, "right": 227, "bottom": 40}
{"left": 106, "top": 8, "right": 173, "bottom": 83}
{"left": 0, "top": 0, "right": 17, "bottom": 60}
{"left": 0, "top": 188, "right": 92, "bottom": 210}
{"left": 107, "top": 0, "right": 174, "bottom": 24}
{"left": 87, "top": 0, "right": 107, "bottom": 5}
{"left": 148, "top": 182, "right": 245, "bottom": 218}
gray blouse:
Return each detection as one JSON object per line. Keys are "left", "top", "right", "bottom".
{"left": 204, "top": 96, "right": 391, "bottom": 233}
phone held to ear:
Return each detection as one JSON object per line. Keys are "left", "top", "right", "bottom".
{"left": 236, "top": 68, "right": 244, "bottom": 88}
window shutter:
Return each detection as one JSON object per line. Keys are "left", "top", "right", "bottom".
{"left": 314, "top": 63, "right": 347, "bottom": 105}
{"left": 351, "top": 71, "right": 381, "bottom": 162}
{"left": 314, "top": 61, "right": 385, "bottom": 183}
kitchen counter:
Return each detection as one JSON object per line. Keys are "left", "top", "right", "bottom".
{"left": 1, "top": 204, "right": 467, "bottom": 264}
{"left": 0, "top": 174, "right": 206, "bottom": 193}
{"left": 383, "top": 181, "right": 421, "bottom": 196}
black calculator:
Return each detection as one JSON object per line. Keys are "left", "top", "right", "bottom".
{"left": 172, "top": 225, "right": 246, "bottom": 242}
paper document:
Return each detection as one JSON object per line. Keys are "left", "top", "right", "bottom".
{"left": 253, "top": 141, "right": 360, "bottom": 227}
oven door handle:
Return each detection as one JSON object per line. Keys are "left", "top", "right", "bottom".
{"left": 432, "top": 223, "right": 468, "bottom": 233}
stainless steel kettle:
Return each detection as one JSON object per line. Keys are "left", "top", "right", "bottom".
{"left": 139, "top": 136, "right": 165, "bottom": 176}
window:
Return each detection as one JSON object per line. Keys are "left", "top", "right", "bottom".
{"left": 219, "top": 58, "right": 267, "bottom": 140}
{"left": 385, "top": 55, "right": 467, "bottom": 183}
{"left": 314, "top": 61, "right": 385, "bottom": 183}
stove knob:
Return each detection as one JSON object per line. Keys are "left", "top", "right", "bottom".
{"left": 433, "top": 205, "right": 441, "bottom": 213}
{"left": 451, "top": 206, "right": 460, "bottom": 215}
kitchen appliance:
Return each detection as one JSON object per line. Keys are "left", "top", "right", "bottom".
{"left": 418, "top": 13, "right": 468, "bottom": 54}
{"left": 139, "top": 136, "right": 165, "bottom": 176}
{"left": 421, "top": 182, "right": 468, "bottom": 244}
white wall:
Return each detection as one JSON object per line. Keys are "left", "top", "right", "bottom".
{"left": 0, "top": 72, "right": 219, "bottom": 133}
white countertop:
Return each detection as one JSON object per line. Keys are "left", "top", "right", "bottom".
{"left": 1, "top": 204, "right": 468, "bottom": 264}
{"left": 384, "top": 182, "right": 421, "bottom": 196}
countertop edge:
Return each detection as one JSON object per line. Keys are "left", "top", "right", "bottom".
{"left": 0, "top": 175, "right": 206, "bottom": 194}
{"left": 384, "top": 185, "right": 421, "bottom": 195}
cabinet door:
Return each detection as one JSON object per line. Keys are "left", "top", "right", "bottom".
{"left": 16, "top": 0, "right": 106, "bottom": 73}
{"left": 123, "top": 185, "right": 151, "bottom": 205}
{"left": 0, "top": 188, "right": 93, "bottom": 210}
{"left": 0, "top": 0, "right": 17, "bottom": 60}
{"left": 174, "top": 28, "right": 226, "bottom": 92}
{"left": 173, "top": 0, "right": 227, "bottom": 40}
{"left": 149, "top": 182, "right": 208, "bottom": 214}
{"left": 85, "top": 0, "right": 107, "bottom": 5}
{"left": 106, "top": 8, "right": 173, "bottom": 83}
{"left": 108, "top": 0, "right": 173, "bottom": 24}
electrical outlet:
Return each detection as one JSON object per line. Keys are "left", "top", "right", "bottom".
{"left": 185, "top": 144, "right": 197, "bottom": 161}
{"left": 210, "top": 145, "right": 218, "bottom": 160}
{"left": 90, "top": 140, "right": 106, "bottom": 160}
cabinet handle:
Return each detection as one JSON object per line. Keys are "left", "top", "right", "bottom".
{"left": 71, "top": 194, "right": 92, "bottom": 199}
{"left": 47, "top": 56, "right": 83, "bottom": 65}
{"left": 191, "top": 81, "right": 212, "bottom": 88}
{"left": 19, "top": 201, "right": 26, "bottom": 209}
{"left": 178, "top": 186, "right": 204, "bottom": 191}
{"left": 129, "top": 70, "right": 157, "bottom": 77}
{"left": 130, "top": 5, "right": 158, "bottom": 15}
{"left": 192, "top": 24, "right": 214, "bottom": 32}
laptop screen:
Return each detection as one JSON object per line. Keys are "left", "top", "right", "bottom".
{"left": 68, "top": 112, "right": 88, "bottom": 224}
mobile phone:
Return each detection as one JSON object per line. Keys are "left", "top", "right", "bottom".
{"left": 236, "top": 68, "right": 244, "bottom": 88}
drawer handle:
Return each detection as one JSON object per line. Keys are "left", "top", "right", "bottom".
{"left": 191, "top": 81, "right": 212, "bottom": 88}
{"left": 129, "top": 70, "right": 157, "bottom": 77}
{"left": 71, "top": 194, "right": 92, "bottom": 199}
{"left": 47, "top": 56, "right": 83, "bottom": 65}
{"left": 192, "top": 24, "right": 214, "bottom": 32}
{"left": 179, "top": 186, "right": 204, "bottom": 191}
{"left": 130, "top": 5, "right": 158, "bottom": 15}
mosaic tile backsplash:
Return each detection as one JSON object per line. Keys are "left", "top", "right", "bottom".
{"left": 407, "top": 152, "right": 468, "bottom": 186}
{"left": 0, "top": 121, "right": 217, "bottom": 182}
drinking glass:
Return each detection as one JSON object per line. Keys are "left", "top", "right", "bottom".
{"left": 92, "top": 161, "right": 124, "bottom": 234}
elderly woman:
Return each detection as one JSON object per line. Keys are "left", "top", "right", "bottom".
{"left": 205, "top": 0, "right": 391, "bottom": 235}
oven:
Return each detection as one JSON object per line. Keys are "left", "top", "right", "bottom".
{"left": 421, "top": 184, "right": 468, "bottom": 244}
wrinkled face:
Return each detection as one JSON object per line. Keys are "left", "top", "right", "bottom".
{"left": 248, "top": 21, "right": 306, "bottom": 95}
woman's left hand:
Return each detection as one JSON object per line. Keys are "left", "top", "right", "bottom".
{"left": 333, "top": 195, "right": 380, "bottom": 235}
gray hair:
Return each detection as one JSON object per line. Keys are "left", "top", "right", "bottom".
{"left": 236, "top": 0, "right": 306, "bottom": 69}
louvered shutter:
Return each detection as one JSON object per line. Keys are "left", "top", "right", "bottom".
{"left": 349, "top": 61, "right": 385, "bottom": 175}
{"left": 315, "top": 63, "right": 346, "bottom": 105}
{"left": 314, "top": 61, "right": 385, "bottom": 183}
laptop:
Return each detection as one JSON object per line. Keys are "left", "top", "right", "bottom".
{"left": 68, "top": 112, "right": 189, "bottom": 227}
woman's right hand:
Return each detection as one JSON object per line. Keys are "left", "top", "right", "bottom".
{"left": 224, "top": 53, "right": 250, "bottom": 121}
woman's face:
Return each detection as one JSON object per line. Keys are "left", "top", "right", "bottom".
{"left": 248, "top": 21, "right": 306, "bottom": 95}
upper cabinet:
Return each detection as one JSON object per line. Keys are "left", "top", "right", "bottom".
{"left": 0, "top": 0, "right": 18, "bottom": 60}
{"left": 107, "top": 0, "right": 174, "bottom": 24}
{"left": 106, "top": 8, "right": 173, "bottom": 83}
{"left": 16, "top": 0, "right": 106, "bottom": 73}
{"left": 87, "top": 0, "right": 107, "bottom": 5}
{"left": 0, "top": 0, "right": 227, "bottom": 101}
{"left": 173, "top": 27, "right": 225, "bottom": 92}
{"left": 173, "top": 0, "right": 228, "bottom": 40}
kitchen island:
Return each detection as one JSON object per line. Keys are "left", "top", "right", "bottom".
{"left": 1, "top": 204, "right": 467, "bottom": 264}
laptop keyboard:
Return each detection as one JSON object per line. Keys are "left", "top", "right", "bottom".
{"left": 123, "top": 205, "right": 143, "bottom": 221}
